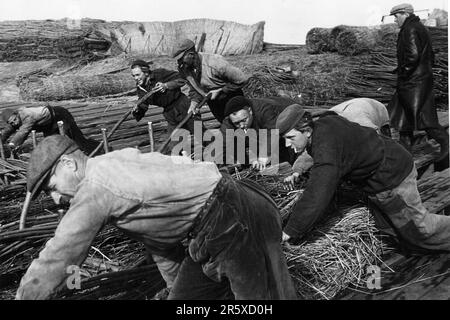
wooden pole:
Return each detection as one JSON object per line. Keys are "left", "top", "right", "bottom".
{"left": 31, "top": 130, "right": 37, "bottom": 148}
{"left": 57, "top": 121, "right": 65, "bottom": 136}
{"left": 0, "top": 131, "right": 5, "bottom": 160}
{"left": 148, "top": 122, "right": 154, "bottom": 152}
{"left": 0, "top": 131, "right": 9, "bottom": 185}
{"left": 101, "top": 128, "right": 109, "bottom": 153}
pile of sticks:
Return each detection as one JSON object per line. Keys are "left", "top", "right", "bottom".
{"left": 231, "top": 164, "right": 388, "bottom": 300}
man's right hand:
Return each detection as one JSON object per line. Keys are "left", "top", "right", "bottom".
{"left": 283, "top": 173, "right": 300, "bottom": 191}
{"left": 188, "top": 101, "right": 200, "bottom": 115}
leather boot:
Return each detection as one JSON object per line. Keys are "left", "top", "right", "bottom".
{"left": 399, "top": 131, "right": 414, "bottom": 153}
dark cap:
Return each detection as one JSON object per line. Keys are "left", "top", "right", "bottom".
{"left": 27, "top": 135, "right": 79, "bottom": 199}
{"left": 390, "top": 3, "right": 414, "bottom": 15}
{"left": 224, "top": 96, "right": 252, "bottom": 118}
{"left": 130, "top": 59, "right": 153, "bottom": 71}
{"left": 1, "top": 108, "right": 17, "bottom": 123}
{"left": 172, "top": 39, "right": 195, "bottom": 60}
{"left": 275, "top": 104, "right": 307, "bottom": 136}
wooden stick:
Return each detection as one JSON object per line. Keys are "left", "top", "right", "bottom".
{"left": 0, "top": 132, "right": 6, "bottom": 160}
{"left": 31, "top": 130, "right": 37, "bottom": 148}
{"left": 88, "top": 89, "right": 158, "bottom": 158}
{"left": 57, "top": 121, "right": 65, "bottom": 136}
{"left": 101, "top": 128, "right": 109, "bottom": 153}
{"left": 157, "top": 93, "right": 211, "bottom": 154}
{"left": 148, "top": 122, "right": 154, "bottom": 152}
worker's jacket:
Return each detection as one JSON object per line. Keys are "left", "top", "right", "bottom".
{"left": 330, "top": 98, "right": 390, "bottom": 132}
{"left": 285, "top": 114, "right": 413, "bottom": 238}
{"left": 134, "top": 68, "right": 187, "bottom": 122}
{"left": 185, "top": 52, "right": 249, "bottom": 104}
{"left": 2, "top": 106, "right": 52, "bottom": 146}
{"left": 16, "top": 149, "right": 222, "bottom": 299}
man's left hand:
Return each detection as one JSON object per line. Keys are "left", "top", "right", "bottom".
{"left": 154, "top": 82, "right": 168, "bottom": 93}
{"left": 282, "top": 232, "right": 291, "bottom": 243}
{"left": 252, "top": 157, "right": 270, "bottom": 171}
{"left": 208, "top": 88, "right": 222, "bottom": 100}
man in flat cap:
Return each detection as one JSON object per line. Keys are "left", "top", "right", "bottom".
{"left": 16, "top": 135, "right": 296, "bottom": 300}
{"left": 215, "top": 96, "right": 297, "bottom": 170}
{"left": 275, "top": 104, "right": 450, "bottom": 252}
{"left": 1, "top": 105, "right": 98, "bottom": 155}
{"left": 172, "top": 39, "right": 250, "bottom": 123}
{"left": 387, "top": 3, "right": 449, "bottom": 169}
{"left": 283, "top": 98, "right": 392, "bottom": 188}
{"left": 130, "top": 59, "right": 201, "bottom": 152}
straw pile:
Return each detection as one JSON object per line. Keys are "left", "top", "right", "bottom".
{"left": 335, "top": 27, "right": 379, "bottom": 56}
{"left": 345, "top": 26, "right": 448, "bottom": 109}
{"left": 18, "top": 73, "right": 135, "bottom": 101}
{"left": 0, "top": 193, "right": 165, "bottom": 300}
{"left": 230, "top": 164, "right": 388, "bottom": 300}
{"left": 0, "top": 19, "right": 110, "bottom": 62}
{"left": 305, "top": 28, "right": 334, "bottom": 54}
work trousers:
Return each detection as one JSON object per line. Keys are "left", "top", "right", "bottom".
{"left": 369, "top": 165, "right": 450, "bottom": 252}
{"left": 168, "top": 174, "right": 297, "bottom": 300}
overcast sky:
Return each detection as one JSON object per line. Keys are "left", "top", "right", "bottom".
{"left": 0, "top": 0, "right": 447, "bottom": 43}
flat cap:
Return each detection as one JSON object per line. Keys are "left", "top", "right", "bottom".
{"left": 172, "top": 39, "right": 195, "bottom": 60}
{"left": 1, "top": 108, "right": 17, "bottom": 123}
{"left": 27, "top": 135, "right": 79, "bottom": 199}
{"left": 224, "top": 96, "right": 252, "bottom": 118}
{"left": 275, "top": 104, "right": 306, "bottom": 136}
{"left": 130, "top": 59, "right": 153, "bottom": 70}
{"left": 390, "top": 3, "right": 414, "bottom": 15}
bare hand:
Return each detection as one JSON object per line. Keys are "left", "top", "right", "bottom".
{"left": 252, "top": 157, "right": 270, "bottom": 171}
{"left": 154, "top": 82, "right": 167, "bottom": 93}
{"left": 188, "top": 101, "right": 200, "bottom": 115}
{"left": 283, "top": 173, "right": 300, "bottom": 191}
{"left": 282, "top": 231, "right": 291, "bottom": 243}
{"left": 208, "top": 88, "right": 222, "bottom": 100}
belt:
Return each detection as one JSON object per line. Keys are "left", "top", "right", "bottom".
{"left": 187, "top": 176, "right": 228, "bottom": 240}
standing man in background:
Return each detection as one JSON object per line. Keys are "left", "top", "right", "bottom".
{"left": 387, "top": 3, "right": 448, "bottom": 168}
{"left": 173, "top": 39, "right": 250, "bottom": 123}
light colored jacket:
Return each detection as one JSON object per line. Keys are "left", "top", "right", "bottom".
{"left": 330, "top": 98, "right": 390, "bottom": 132}
{"left": 16, "top": 149, "right": 222, "bottom": 300}
{"left": 2, "top": 106, "right": 51, "bottom": 146}
{"left": 189, "top": 52, "right": 249, "bottom": 103}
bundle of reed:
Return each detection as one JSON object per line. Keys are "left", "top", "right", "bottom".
{"left": 18, "top": 73, "right": 135, "bottom": 101}
{"left": 284, "top": 206, "right": 388, "bottom": 300}
{"left": 231, "top": 165, "right": 388, "bottom": 300}
{"left": 305, "top": 28, "right": 334, "bottom": 54}
{"left": 335, "top": 27, "right": 379, "bottom": 56}
{"left": 53, "top": 264, "right": 165, "bottom": 300}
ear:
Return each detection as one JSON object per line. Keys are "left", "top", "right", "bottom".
{"left": 60, "top": 155, "right": 77, "bottom": 172}
{"left": 305, "top": 127, "right": 313, "bottom": 137}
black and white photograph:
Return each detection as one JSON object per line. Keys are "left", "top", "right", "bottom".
{"left": 0, "top": 0, "right": 448, "bottom": 305}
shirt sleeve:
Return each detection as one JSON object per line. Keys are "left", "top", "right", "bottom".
{"left": 284, "top": 132, "right": 342, "bottom": 238}
{"left": 216, "top": 57, "right": 249, "bottom": 94}
{"left": 10, "top": 116, "right": 35, "bottom": 146}
{"left": 15, "top": 182, "right": 113, "bottom": 300}
{"left": 153, "top": 69, "right": 187, "bottom": 90}
{"left": 1, "top": 124, "right": 16, "bottom": 143}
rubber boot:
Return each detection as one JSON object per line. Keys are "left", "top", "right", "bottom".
{"left": 426, "top": 127, "right": 449, "bottom": 170}
{"left": 399, "top": 131, "right": 414, "bottom": 153}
